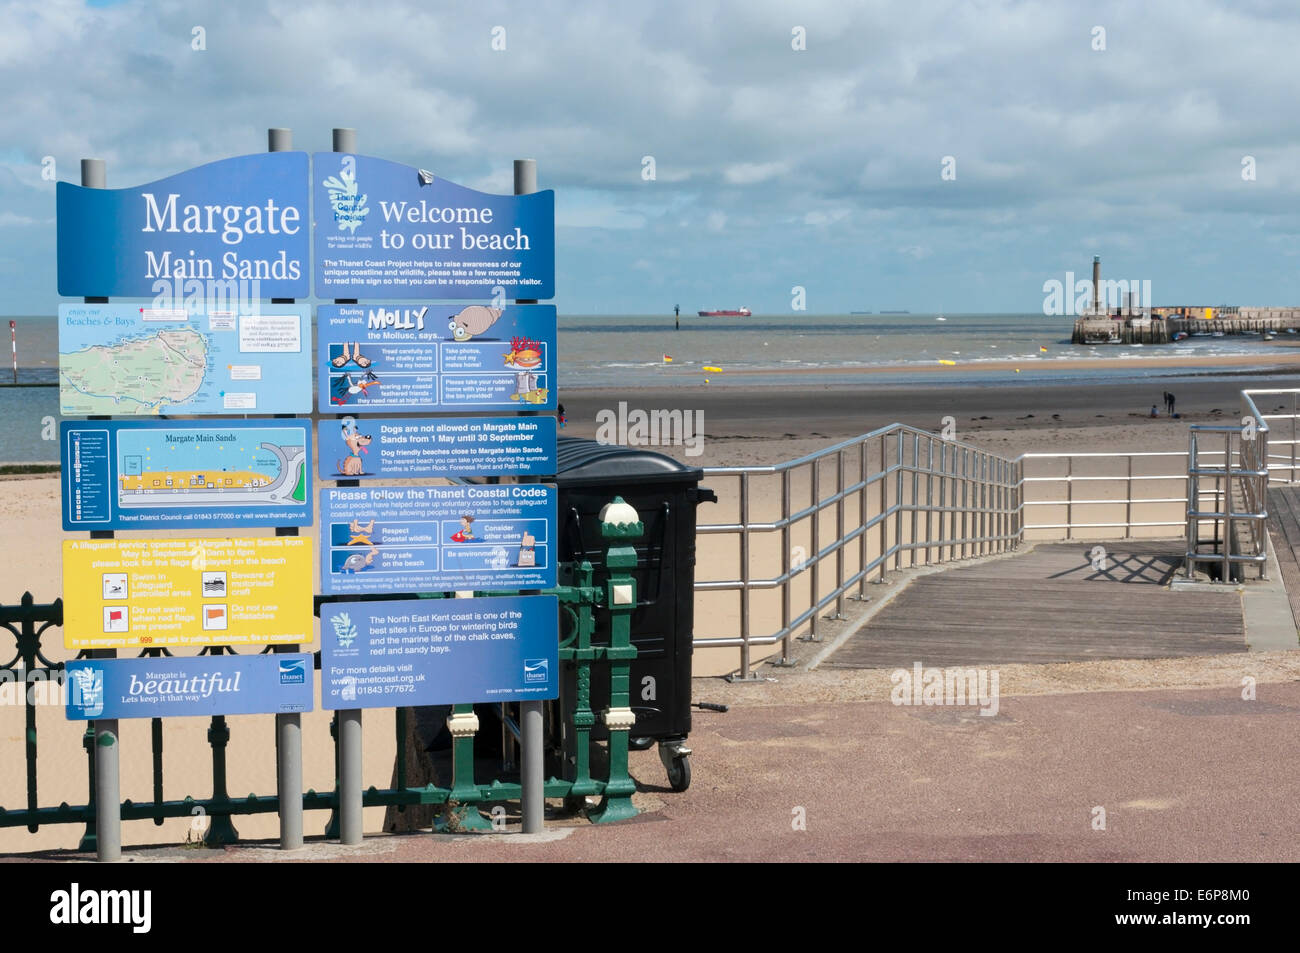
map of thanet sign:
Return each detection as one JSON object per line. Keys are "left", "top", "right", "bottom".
{"left": 58, "top": 303, "right": 311, "bottom": 416}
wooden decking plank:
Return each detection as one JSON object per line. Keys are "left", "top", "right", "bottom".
{"left": 826, "top": 541, "right": 1247, "bottom": 668}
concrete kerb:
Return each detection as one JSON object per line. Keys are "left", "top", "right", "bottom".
{"left": 1243, "top": 533, "right": 1300, "bottom": 651}
{"left": 1168, "top": 533, "right": 1298, "bottom": 651}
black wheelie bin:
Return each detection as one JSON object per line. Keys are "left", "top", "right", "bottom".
{"left": 552, "top": 437, "right": 715, "bottom": 791}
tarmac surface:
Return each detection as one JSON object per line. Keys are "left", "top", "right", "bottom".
{"left": 14, "top": 677, "right": 1300, "bottom": 863}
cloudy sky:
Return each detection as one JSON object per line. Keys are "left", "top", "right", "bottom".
{"left": 4, "top": 0, "right": 1300, "bottom": 314}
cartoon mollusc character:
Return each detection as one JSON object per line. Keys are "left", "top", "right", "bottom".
{"left": 448, "top": 306, "right": 502, "bottom": 342}
{"left": 450, "top": 515, "right": 475, "bottom": 542}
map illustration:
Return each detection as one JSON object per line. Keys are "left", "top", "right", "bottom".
{"left": 61, "top": 327, "right": 210, "bottom": 414}
{"left": 117, "top": 427, "right": 307, "bottom": 509}
{"left": 59, "top": 304, "right": 310, "bottom": 416}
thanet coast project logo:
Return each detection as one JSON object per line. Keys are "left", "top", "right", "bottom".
{"left": 330, "top": 611, "right": 358, "bottom": 650}
{"left": 68, "top": 666, "right": 104, "bottom": 717}
{"left": 323, "top": 156, "right": 369, "bottom": 233}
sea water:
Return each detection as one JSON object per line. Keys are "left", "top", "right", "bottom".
{"left": 4, "top": 312, "right": 1291, "bottom": 462}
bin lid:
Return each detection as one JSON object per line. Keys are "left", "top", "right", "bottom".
{"left": 553, "top": 437, "right": 704, "bottom": 486}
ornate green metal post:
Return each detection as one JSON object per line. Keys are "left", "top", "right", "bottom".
{"left": 592, "top": 498, "right": 641, "bottom": 824}
{"left": 203, "top": 715, "right": 238, "bottom": 846}
{"left": 437, "top": 703, "right": 492, "bottom": 832}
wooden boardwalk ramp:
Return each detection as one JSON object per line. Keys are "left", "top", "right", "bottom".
{"left": 822, "top": 542, "right": 1245, "bottom": 668}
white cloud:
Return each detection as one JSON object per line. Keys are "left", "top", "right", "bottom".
{"left": 723, "top": 162, "right": 789, "bottom": 185}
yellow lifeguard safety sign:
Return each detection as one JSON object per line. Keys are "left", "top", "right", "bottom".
{"left": 62, "top": 536, "right": 312, "bottom": 649}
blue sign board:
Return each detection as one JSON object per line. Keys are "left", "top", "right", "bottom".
{"left": 319, "top": 415, "right": 554, "bottom": 481}
{"left": 312, "top": 153, "right": 554, "bottom": 300}
{"left": 320, "top": 596, "right": 558, "bottom": 709}
{"left": 61, "top": 419, "right": 312, "bottom": 531}
{"left": 320, "top": 485, "right": 556, "bottom": 594}
{"left": 57, "top": 151, "right": 310, "bottom": 299}
{"left": 319, "top": 303, "right": 555, "bottom": 412}
{"left": 58, "top": 303, "right": 311, "bottom": 416}
{"left": 64, "top": 654, "right": 314, "bottom": 720}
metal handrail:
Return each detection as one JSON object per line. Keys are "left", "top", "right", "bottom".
{"left": 692, "top": 388, "right": 1300, "bottom": 677}
{"left": 696, "top": 424, "right": 1019, "bottom": 679}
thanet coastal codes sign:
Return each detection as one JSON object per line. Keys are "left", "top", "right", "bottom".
{"left": 57, "top": 151, "right": 310, "bottom": 298}
{"left": 319, "top": 415, "right": 554, "bottom": 480}
{"left": 320, "top": 595, "right": 558, "bottom": 709}
{"left": 312, "top": 154, "right": 554, "bottom": 300}
{"left": 62, "top": 537, "right": 312, "bottom": 650}
{"left": 320, "top": 485, "right": 555, "bottom": 594}
{"left": 61, "top": 419, "right": 312, "bottom": 531}
{"left": 318, "top": 304, "right": 556, "bottom": 411}
{"left": 64, "top": 654, "right": 314, "bottom": 720}
{"left": 58, "top": 303, "right": 311, "bottom": 415}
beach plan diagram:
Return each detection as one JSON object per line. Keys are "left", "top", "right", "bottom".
{"left": 116, "top": 427, "right": 306, "bottom": 508}
{"left": 61, "top": 420, "right": 313, "bottom": 530}
{"left": 58, "top": 303, "right": 311, "bottom": 415}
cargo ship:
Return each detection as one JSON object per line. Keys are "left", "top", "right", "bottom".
{"left": 697, "top": 307, "right": 751, "bottom": 317}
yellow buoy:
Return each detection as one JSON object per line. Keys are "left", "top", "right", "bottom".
{"left": 938, "top": 359, "right": 956, "bottom": 366}
{"left": 703, "top": 365, "right": 722, "bottom": 373}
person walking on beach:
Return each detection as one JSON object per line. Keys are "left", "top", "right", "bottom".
{"left": 1167, "top": 392, "right": 1176, "bottom": 416}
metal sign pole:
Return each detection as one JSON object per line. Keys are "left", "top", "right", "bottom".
{"left": 81, "top": 156, "right": 122, "bottom": 863}
{"left": 332, "top": 127, "right": 365, "bottom": 847}
{"left": 514, "top": 158, "right": 545, "bottom": 835}
{"left": 268, "top": 126, "right": 305, "bottom": 851}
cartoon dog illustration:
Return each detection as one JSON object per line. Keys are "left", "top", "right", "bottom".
{"left": 448, "top": 306, "right": 502, "bottom": 342}
{"left": 337, "top": 420, "right": 372, "bottom": 476}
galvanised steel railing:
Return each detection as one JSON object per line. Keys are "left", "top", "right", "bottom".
{"left": 696, "top": 425, "right": 1020, "bottom": 680}
{"left": 1182, "top": 390, "right": 1274, "bottom": 581}
{"left": 695, "top": 388, "right": 1300, "bottom": 677}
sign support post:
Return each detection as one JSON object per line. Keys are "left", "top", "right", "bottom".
{"left": 332, "top": 126, "right": 365, "bottom": 848}
{"left": 80, "top": 155, "right": 122, "bottom": 863}
{"left": 515, "top": 158, "right": 545, "bottom": 836}
{"left": 269, "top": 125, "right": 304, "bottom": 852}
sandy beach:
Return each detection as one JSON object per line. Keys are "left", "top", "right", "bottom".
{"left": 3, "top": 360, "right": 1296, "bottom": 854}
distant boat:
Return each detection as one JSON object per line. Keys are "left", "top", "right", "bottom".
{"left": 1171, "top": 331, "right": 1189, "bottom": 341}
{"left": 936, "top": 315, "right": 946, "bottom": 321}
{"left": 698, "top": 307, "right": 751, "bottom": 317}
{"left": 879, "top": 310, "right": 911, "bottom": 314}
{"left": 1211, "top": 332, "right": 1225, "bottom": 338}
{"left": 849, "top": 311, "right": 872, "bottom": 315}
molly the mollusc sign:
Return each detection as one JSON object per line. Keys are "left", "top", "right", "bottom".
{"left": 57, "top": 152, "right": 310, "bottom": 298}
{"left": 64, "top": 654, "right": 314, "bottom": 720}
{"left": 313, "top": 153, "right": 554, "bottom": 300}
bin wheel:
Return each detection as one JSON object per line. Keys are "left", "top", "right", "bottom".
{"left": 666, "top": 754, "right": 691, "bottom": 792}
{"left": 629, "top": 736, "right": 655, "bottom": 751}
